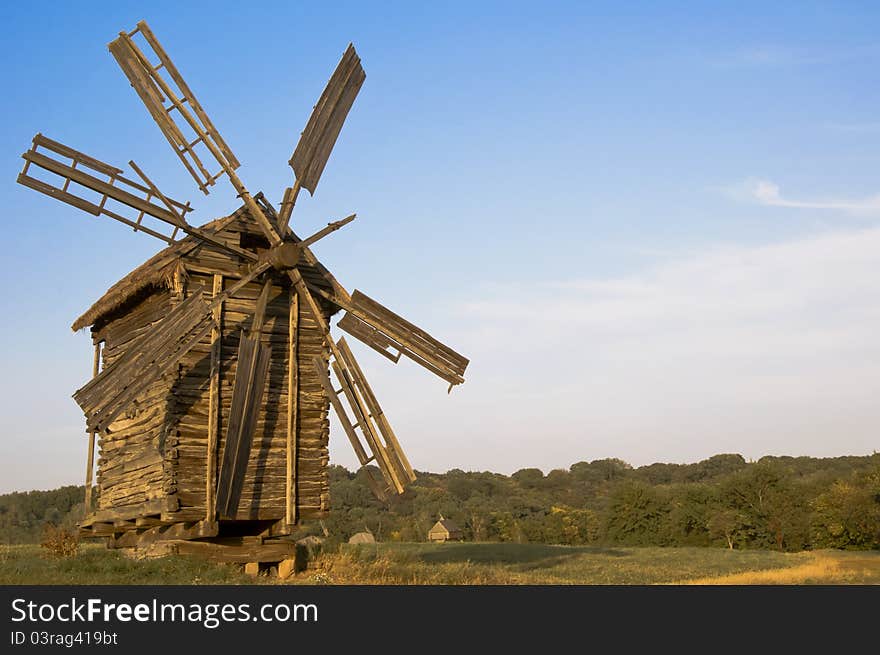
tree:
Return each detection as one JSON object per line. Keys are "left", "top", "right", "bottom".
{"left": 662, "top": 485, "right": 714, "bottom": 546}
{"left": 603, "top": 481, "right": 667, "bottom": 545}
{"left": 682, "top": 454, "right": 747, "bottom": 482}
{"left": 707, "top": 508, "right": 746, "bottom": 549}
{"left": 512, "top": 468, "right": 544, "bottom": 489}
{"left": 717, "top": 462, "right": 810, "bottom": 551}
{"left": 812, "top": 468, "right": 880, "bottom": 549}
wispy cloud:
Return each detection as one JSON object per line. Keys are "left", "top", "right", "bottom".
{"left": 713, "top": 44, "right": 880, "bottom": 69}
{"left": 728, "top": 45, "right": 825, "bottom": 67}
{"left": 439, "top": 227, "right": 880, "bottom": 470}
{"left": 733, "top": 178, "right": 880, "bottom": 215}
{"left": 823, "top": 121, "right": 880, "bottom": 134}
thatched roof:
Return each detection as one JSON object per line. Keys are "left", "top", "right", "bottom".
{"left": 71, "top": 211, "right": 239, "bottom": 332}
{"left": 348, "top": 531, "right": 376, "bottom": 544}
{"left": 429, "top": 517, "right": 462, "bottom": 535}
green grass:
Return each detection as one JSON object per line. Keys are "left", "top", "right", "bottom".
{"left": 0, "top": 544, "right": 257, "bottom": 585}
{"left": 2, "top": 541, "right": 878, "bottom": 585}
{"left": 300, "top": 542, "right": 815, "bottom": 585}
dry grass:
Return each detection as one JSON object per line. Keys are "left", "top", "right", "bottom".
{"left": 287, "top": 543, "right": 872, "bottom": 585}
{"left": 681, "top": 550, "right": 880, "bottom": 585}
{"left": 299, "top": 548, "right": 517, "bottom": 585}
{"left": 2, "top": 542, "right": 876, "bottom": 585}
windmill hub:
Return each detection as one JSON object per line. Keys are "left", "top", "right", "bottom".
{"left": 263, "top": 241, "right": 301, "bottom": 270}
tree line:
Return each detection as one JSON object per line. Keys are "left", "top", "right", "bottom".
{"left": 322, "top": 453, "right": 880, "bottom": 551}
{"left": 1, "top": 453, "right": 878, "bottom": 550}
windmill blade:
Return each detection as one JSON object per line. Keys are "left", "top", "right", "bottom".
{"left": 74, "top": 292, "right": 215, "bottom": 433}
{"left": 215, "top": 280, "right": 274, "bottom": 518}
{"left": 18, "top": 134, "right": 191, "bottom": 245}
{"left": 108, "top": 22, "right": 237, "bottom": 193}
{"left": 309, "top": 286, "right": 469, "bottom": 388}
{"left": 311, "top": 335, "right": 417, "bottom": 496}
{"left": 278, "top": 44, "right": 365, "bottom": 229}
{"left": 336, "top": 336, "right": 415, "bottom": 485}
{"left": 291, "top": 44, "right": 365, "bottom": 195}
{"left": 17, "top": 134, "right": 259, "bottom": 262}
{"left": 109, "top": 20, "right": 281, "bottom": 245}
{"left": 288, "top": 270, "right": 414, "bottom": 496}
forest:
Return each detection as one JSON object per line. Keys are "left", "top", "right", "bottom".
{"left": 1, "top": 453, "right": 878, "bottom": 551}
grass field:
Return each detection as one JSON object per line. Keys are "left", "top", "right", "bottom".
{"left": 1, "top": 542, "right": 878, "bottom": 585}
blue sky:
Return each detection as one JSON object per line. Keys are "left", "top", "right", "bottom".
{"left": 1, "top": 2, "right": 879, "bottom": 491}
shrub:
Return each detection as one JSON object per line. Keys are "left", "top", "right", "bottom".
{"left": 40, "top": 524, "right": 79, "bottom": 559}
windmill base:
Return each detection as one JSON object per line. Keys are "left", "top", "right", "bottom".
{"left": 79, "top": 504, "right": 313, "bottom": 565}
{"left": 130, "top": 537, "right": 299, "bottom": 565}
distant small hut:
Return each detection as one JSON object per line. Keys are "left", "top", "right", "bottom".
{"left": 427, "top": 516, "right": 463, "bottom": 543}
{"left": 348, "top": 531, "right": 376, "bottom": 544}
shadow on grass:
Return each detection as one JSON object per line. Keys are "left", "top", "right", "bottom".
{"left": 413, "top": 543, "right": 628, "bottom": 568}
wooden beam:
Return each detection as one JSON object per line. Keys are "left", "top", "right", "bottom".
{"left": 127, "top": 160, "right": 257, "bottom": 261}
{"left": 79, "top": 495, "right": 177, "bottom": 527}
{"left": 215, "top": 335, "right": 271, "bottom": 519}
{"left": 216, "top": 280, "right": 274, "bottom": 519}
{"left": 286, "top": 290, "right": 299, "bottom": 526}
{"left": 251, "top": 278, "right": 272, "bottom": 335}
{"left": 22, "top": 150, "right": 181, "bottom": 227}
{"left": 33, "top": 133, "right": 124, "bottom": 177}
{"left": 29, "top": 133, "right": 189, "bottom": 212}
{"left": 277, "top": 182, "right": 301, "bottom": 231}
{"left": 336, "top": 312, "right": 401, "bottom": 363}
{"left": 206, "top": 274, "right": 223, "bottom": 521}
{"left": 297, "top": 213, "right": 356, "bottom": 249}
{"left": 160, "top": 519, "right": 219, "bottom": 541}
{"left": 83, "top": 340, "right": 102, "bottom": 516}
{"left": 331, "top": 358, "right": 403, "bottom": 494}
{"left": 312, "top": 357, "right": 370, "bottom": 465}
{"left": 337, "top": 336, "right": 416, "bottom": 483}
{"left": 134, "top": 20, "right": 241, "bottom": 170}
{"left": 171, "top": 538, "right": 296, "bottom": 563}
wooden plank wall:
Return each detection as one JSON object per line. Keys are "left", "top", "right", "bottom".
{"left": 92, "top": 290, "right": 176, "bottom": 510}
{"left": 88, "top": 213, "right": 333, "bottom": 522}
{"left": 171, "top": 217, "right": 333, "bottom": 521}
{"left": 172, "top": 270, "right": 331, "bottom": 520}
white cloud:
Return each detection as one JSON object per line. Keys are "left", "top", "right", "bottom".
{"left": 738, "top": 178, "right": 880, "bottom": 215}
{"left": 418, "top": 226, "right": 880, "bottom": 472}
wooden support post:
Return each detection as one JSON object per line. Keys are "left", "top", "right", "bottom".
{"left": 206, "top": 274, "right": 223, "bottom": 522}
{"left": 84, "top": 340, "right": 102, "bottom": 515}
{"left": 286, "top": 291, "right": 299, "bottom": 526}
{"left": 216, "top": 280, "right": 274, "bottom": 519}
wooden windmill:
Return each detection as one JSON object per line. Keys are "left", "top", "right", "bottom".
{"left": 16, "top": 20, "right": 468, "bottom": 562}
